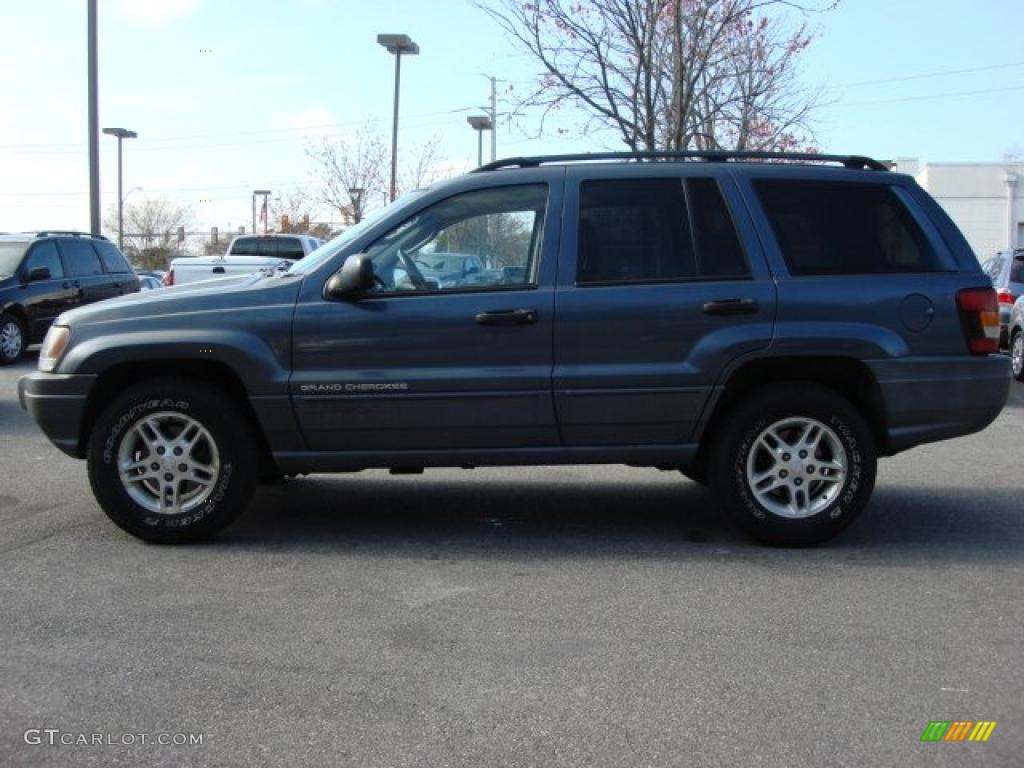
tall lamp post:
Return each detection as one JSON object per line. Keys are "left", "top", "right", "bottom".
{"left": 252, "top": 189, "right": 271, "bottom": 235}
{"left": 377, "top": 33, "right": 419, "bottom": 203}
{"left": 87, "top": 0, "right": 100, "bottom": 235}
{"left": 102, "top": 127, "right": 137, "bottom": 251}
{"left": 467, "top": 116, "right": 493, "bottom": 168}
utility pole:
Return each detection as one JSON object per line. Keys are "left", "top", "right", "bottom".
{"left": 489, "top": 75, "right": 497, "bottom": 163}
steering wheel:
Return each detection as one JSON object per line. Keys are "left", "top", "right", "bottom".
{"left": 396, "top": 247, "right": 428, "bottom": 289}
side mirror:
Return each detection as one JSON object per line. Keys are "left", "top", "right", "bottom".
{"left": 28, "top": 266, "right": 51, "bottom": 282}
{"left": 325, "top": 254, "right": 376, "bottom": 300}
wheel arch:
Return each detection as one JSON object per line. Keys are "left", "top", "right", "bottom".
{"left": 79, "top": 359, "right": 276, "bottom": 477}
{"left": 690, "top": 355, "right": 888, "bottom": 481}
{"left": 1, "top": 303, "right": 28, "bottom": 332}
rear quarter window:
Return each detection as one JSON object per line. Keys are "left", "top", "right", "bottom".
{"left": 754, "top": 180, "right": 951, "bottom": 276}
{"left": 94, "top": 240, "right": 132, "bottom": 273}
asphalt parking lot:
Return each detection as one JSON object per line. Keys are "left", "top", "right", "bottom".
{"left": 1, "top": 356, "right": 1022, "bottom": 767}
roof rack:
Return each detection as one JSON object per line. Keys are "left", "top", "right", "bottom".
{"left": 32, "top": 230, "right": 109, "bottom": 240}
{"left": 474, "top": 151, "right": 888, "bottom": 173}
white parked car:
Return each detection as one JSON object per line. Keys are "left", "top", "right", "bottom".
{"left": 166, "top": 234, "right": 323, "bottom": 286}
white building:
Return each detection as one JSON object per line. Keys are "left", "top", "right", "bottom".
{"left": 892, "top": 158, "right": 1024, "bottom": 260}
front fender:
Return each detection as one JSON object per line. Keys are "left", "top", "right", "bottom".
{"left": 60, "top": 328, "right": 291, "bottom": 395}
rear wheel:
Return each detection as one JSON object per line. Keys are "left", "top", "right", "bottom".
{"left": 0, "top": 312, "right": 25, "bottom": 365}
{"left": 1011, "top": 330, "right": 1024, "bottom": 381}
{"left": 87, "top": 378, "right": 258, "bottom": 543}
{"left": 709, "top": 383, "right": 877, "bottom": 546}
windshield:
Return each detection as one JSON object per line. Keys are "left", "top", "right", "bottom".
{"left": 0, "top": 242, "right": 29, "bottom": 277}
{"left": 287, "top": 189, "right": 432, "bottom": 275}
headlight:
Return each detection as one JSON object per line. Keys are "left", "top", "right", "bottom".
{"left": 38, "top": 325, "right": 71, "bottom": 372}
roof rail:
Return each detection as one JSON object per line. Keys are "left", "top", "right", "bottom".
{"left": 32, "top": 230, "right": 110, "bottom": 240}
{"left": 474, "top": 151, "right": 888, "bottom": 173}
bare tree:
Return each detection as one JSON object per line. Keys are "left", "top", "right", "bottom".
{"left": 398, "top": 135, "right": 446, "bottom": 196}
{"left": 270, "top": 189, "right": 332, "bottom": 239}
{"left": 306, "top": 122, "right": 388, "bottom": 226}
{"left": 475, "top": 0, "right": 834, "bottom": 152}
{"left": 104, "top": 198, "right": 193, "bottom": 269}
{"left": 307, "top": 124, "right": 449, "bottom": 227}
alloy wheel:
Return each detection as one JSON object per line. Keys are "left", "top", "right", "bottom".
{"left": 0, "top": 319, "right": 23, "bottom": 360}
{"left": 745, "top": 416, "right": 847, "bottom": 519}
{"left": 117, "top": 411, "right": 220, "bottom": 515}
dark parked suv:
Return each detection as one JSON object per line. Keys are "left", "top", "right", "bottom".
{"left": 18, "top": 152, "right": 1010, "bottom": 546}
{"left": 0, "top": 231, "right": 139, "bottom": 364}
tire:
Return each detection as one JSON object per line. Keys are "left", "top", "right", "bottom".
{"left": 1011, "top": 330, "right": 1024, "bottom": 382}
{"left": 86, "top": 378, "right": 258, "bottom": 543}
{"left": 709, "top": 383, "right": 877, "bottom": 546}
{"left": 0, "top": 312, "right": 26, "bottom": 365}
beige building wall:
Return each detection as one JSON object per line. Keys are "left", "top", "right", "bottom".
{"left": 893, "top": 159, "right": 1024, "bottom": 260}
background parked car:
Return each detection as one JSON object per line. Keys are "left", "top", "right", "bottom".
{"left": 0, "top": 231, "right": 139, "bottom": 364}
{"left": 409, "top": 252, "right": 486, "bottom": 288}
{"left": 1009, "top": 295, "right": 1024, "bottom": 381}
{"left": 137, "top": 274, "right": 165, "bottom": 291}
{"left": 134, "top": 269, "right": 167, "bottom": 284}
{"left": 981, "top": 249, "right": 1024, "bottom": 347}
{"left": 166, "top": 234, "right": 323, "bottom": 286}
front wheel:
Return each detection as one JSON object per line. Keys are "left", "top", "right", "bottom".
{"left": 0, "top": 313, "right": 25, "bottom": 365}
{"left": 87, "top": 378, "right": 258, "bottom": 543}
{"left": 709, "top": 383, "right": 877, "bottom": 546}
{"left": 1011, "top": 330, "right": 1024, "bottom": 382}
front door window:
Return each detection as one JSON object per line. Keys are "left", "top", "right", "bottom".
{"left": 363, "top": 184, "right": 548, "bottom": 292}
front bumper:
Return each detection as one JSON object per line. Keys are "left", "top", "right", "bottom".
{"left": 18, "top": 371, "right": 97, "bottom": 458}
{"left": 868, "top": 355, "right": 1010, "bottom": 455}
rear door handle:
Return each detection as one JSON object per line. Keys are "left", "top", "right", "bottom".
{"left": 474, "top": 308, "right": 538, "bottom": 326}
{"left": 212, "top": 266, "right": 226, "bottom": 274}
{"left": 702, "top": 298, "right": 759, "bottom": 316}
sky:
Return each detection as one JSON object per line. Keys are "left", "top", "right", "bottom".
{"left": 1, "top": 0, "right": 1023, "bottom": 239}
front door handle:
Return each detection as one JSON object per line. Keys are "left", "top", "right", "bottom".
{"left": 474, "top": 308, "right": 538, "bottom": 326}
{"left": 212, "top": 266, "right": 226, "bottom": 274}
{"left": 703, "top": 298, "right": 759, "bottom": 316}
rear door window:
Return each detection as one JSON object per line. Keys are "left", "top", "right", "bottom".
{"left": 754, "top": 180, "right": 951, "bottom": 275}
{"left": 577, "top": 177, "right": 748, "bottom": 284}
{"left": 60, "top": 239, "right": 104, "bottom": 276}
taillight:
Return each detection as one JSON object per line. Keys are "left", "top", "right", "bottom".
{"left": 165, "top": 269, "right": 174, "bottom": 286}
{"left": 957, "top": 287, "right": 1000, "bottom": 354}
{"left": 996, "top": 289, "right": 1015, "bottom": 305}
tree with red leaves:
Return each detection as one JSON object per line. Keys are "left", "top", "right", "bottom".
{"left": 476, "top": 0, "right": 836, "bottom": 151}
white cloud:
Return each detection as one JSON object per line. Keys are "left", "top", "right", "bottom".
{"left": 111, "top": 0, "right": 201, "bottom": 26}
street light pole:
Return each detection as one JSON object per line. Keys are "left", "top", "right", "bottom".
{"left": 103, "top": 128, "right": 137, "bottom": 251}
{"left": 377, "top": 34, "right": 419, "bottom": 203}
{"left": 467, "top": 116, "right": 493, "bottom": 168}
{"left": 87, "top": 0, "right": 100, "bottom": 235}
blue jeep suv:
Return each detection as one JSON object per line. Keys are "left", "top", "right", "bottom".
{"left": 18, "top": 152, "right": 1009, "bottom": 545}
